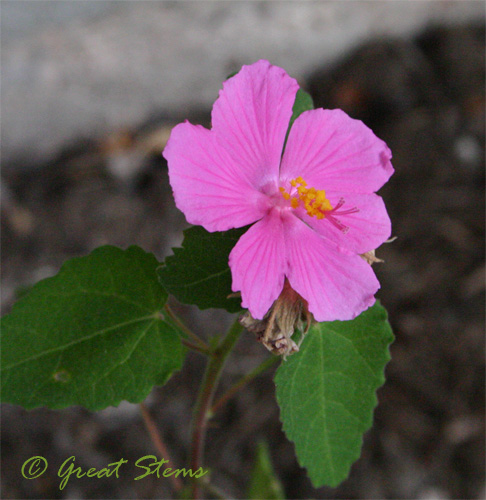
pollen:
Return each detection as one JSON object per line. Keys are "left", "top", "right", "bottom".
{"left": 279, "top": 186, "right": 290, "bottom": 200}
{"left": 279, "top": 177, "right": 333, "bottom": 219}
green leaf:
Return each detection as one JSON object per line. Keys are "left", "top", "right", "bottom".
{"left": 158, "top": 225, "right": 247, "bottom": 313}
{"left": 225, "top": 70, "right": 239, "bottom": 80}
{"left": 289, "top": 88, "right": 314, "bottom": 131}
{"left": 275, "top": 302, "right": 394, "bottom": 488}
{"left": 248, "top": 441, "right": 285, "bottom": 500}
{"left": 1, "top": 246, "right": 184, "bottom": 411}
{"left": 284, "top": 88, "right": 313, "bottom": 149}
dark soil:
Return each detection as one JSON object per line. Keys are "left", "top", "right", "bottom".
{"left": 1, "top": 25, "right": 485, "bottom": 499}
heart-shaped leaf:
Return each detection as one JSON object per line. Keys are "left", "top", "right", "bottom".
{"left": 1, "top": 246, "right": 183, "bottom": 411}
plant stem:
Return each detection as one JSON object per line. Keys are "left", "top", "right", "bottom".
{"left": 181, "top": 338, "right": 211, "bottom": 356}
{"left": 139, "top": 402, "right": 183, "bottom": 494}
{"left": 164, "top": 303, "right": 209, "bottom": 351}
{"left": 190, "top": 319, "right": 243, "bottom": 499}
{"left": 211, "top": 355, "right": 279, "bottom": 415}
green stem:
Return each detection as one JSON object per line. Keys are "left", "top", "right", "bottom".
{"left": 210, "top": 355, "right": 278, "bottom": 415}
{"left": 181, "top": 338, "right": 211, "bottom": 356}
{"left": 190, "top": 319, "right": 243, "bottom": 499}
{"left": 164, "top": 303, "right": 209, "bottom": 351}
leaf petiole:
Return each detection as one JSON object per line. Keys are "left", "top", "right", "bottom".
{"left": 164, "top": 303, "right": 210, "bottom": 351}
{"left": 211, "top": 355, "right": 279, "bottom": 415}
{"left": 181, "top": 338, "right": 211, "bottom": 356}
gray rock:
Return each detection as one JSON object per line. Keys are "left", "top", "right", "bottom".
{"left": 2, "top": 1, "right": 484, "bottom": 168}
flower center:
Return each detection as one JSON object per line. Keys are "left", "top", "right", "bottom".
{"left": 279, "top": 176, "right": 333, "bottom": 220}
{"left": 278, "top": 176, "right": 360, "bottom": 233}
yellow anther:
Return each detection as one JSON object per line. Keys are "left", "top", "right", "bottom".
{"left": 280, "top": 177, "right": 333, "bottom": 219}
{"left": 321, "top": 199, "right": 332, "bottom": 211}
{"left": 280, "top": 176, "right": 334, "bottom": 219}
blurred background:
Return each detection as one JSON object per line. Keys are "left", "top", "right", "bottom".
{"left": 1, "top": 1, "right": 485, "bottom": 499}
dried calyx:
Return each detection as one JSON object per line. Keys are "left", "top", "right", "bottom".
{"left": 360, "top": 249, "right": 384, "bottom": 265}
{"left": 239, "top": 280, "right": 312, "bottom": 357}
{"left": 360, "top": 237, "right": 396, "bottom": 265}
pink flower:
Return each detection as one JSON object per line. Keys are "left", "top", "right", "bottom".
{"left": 163, "top": 60, "right": 393, "bottom": 322}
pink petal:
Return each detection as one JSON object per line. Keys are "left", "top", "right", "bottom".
{"left": 301, "top": 192, "right": 392, "bottom": 254}
{"left": 212, "top": 60, "right": 299, "bottom": 193}
{"left": 229, "top": 208, "right": 287, "bottom": 319}
{"left": 164, "top": 121, "right": 271, "bottom": 232}
{"left": 280, "top": 108, "right": 393, "bottom": 194}
{"left": 283, "top": 212, "right": 379, "bottom": 322}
